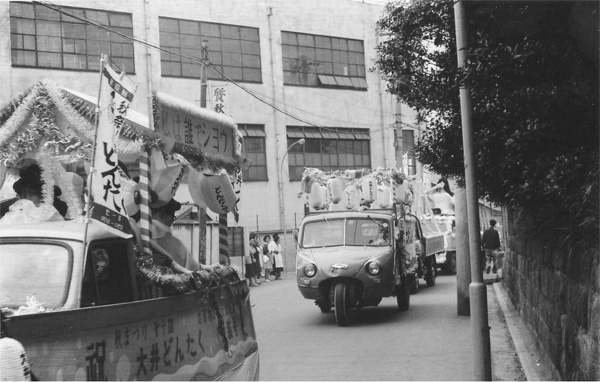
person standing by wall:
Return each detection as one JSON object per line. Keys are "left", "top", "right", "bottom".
{"left": 245, "top": 236, "right": 259, "bottom": 287}
{"left": 262, "top": 235, "right": 273, "bottom": 282}
{"left": 251, "top": 234, "right": 262, "bottom": 284}
{"left": 270, "top": 233, "right": 284, "bottom": 280}
{"left": 481, "top": 219, "right": 501, "bottom": 274}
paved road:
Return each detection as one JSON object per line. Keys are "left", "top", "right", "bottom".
{"left": 249, "top": 273, "right": 476, "bottom": 381}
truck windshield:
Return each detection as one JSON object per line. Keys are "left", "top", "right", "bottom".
{"left": 302, "top": 218, "right": 390, "bottom": 248}
{"left": 0, "top": 243, "right": 71, "bottom": 311}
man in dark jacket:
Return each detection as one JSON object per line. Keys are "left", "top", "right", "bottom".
{"left": 481, "top": 219, "right": 501, "bottom": 274}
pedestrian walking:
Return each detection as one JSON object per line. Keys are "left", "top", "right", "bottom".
{"left": 270, "top": 233, "right": 284, "bottom": 280}
{"left": 481, "top": 219, "right": 501, "bottom": 274}
{"left": 262, "top": 235, "right": 273, "bottom": 282}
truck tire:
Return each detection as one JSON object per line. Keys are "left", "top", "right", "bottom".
{"left": 446, "top": 251, "right": 457, "bottom": 275}
{"left": 334, "top": 283, "right": 351, "bottom": 326}
{"left": 396, "top": 278, "right": 410, "bottom": 311}
{"left": 408, "top": 272, "right": 419, "bottom": 294}
{"left": 425, "top": 256, "right": 437, "bottom": 287}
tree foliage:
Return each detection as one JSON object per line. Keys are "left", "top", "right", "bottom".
{"left": 375, "top": 0, "right": 599, "bottom": 244}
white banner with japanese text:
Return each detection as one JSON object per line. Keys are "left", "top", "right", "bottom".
{"left": 90, "top": 60, "right": 136, "bottom": 238}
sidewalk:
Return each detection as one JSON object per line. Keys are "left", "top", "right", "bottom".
{"left": 489, "top": 280, "right": 554, "bottom": 381}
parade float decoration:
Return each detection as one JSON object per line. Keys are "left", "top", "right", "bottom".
{"left": 0, "top": 58, "right": 257, "bottom": 380}
{"left": 298, "top": 167, "right": 413, "bottom": 212}
{"left": 0, "top": 73, "right": 245, "bottom": 293}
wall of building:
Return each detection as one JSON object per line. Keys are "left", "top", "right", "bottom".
{"left": 502, "top": 208, "right": 600, "bottom": 380}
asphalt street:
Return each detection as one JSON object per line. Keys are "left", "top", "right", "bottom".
{"left": 248, "top": 272, "right": 528, "bottom": 381}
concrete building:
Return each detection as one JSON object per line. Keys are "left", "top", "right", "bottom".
{"left": 1, "top": 0, "right": 421, "bottom": 265}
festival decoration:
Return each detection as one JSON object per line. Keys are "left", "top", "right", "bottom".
{"left": 0, "top": 78, "right": 247, "bottom": 293}
{"left": 299, "top": 167, "right": 409, "bottom": 211}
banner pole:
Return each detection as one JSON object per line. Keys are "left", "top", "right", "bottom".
{"left": 82, "top": 54, "right": 107, "bottom": 257}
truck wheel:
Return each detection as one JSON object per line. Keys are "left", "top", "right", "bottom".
{"left": 317, "top": 300, "right": 331, "bottom": 313}
{"left": 425, "top": 257, "right": 437, "bottom": 287}
{"left": 447, "top": 251, "right": 457, "bottom": 275}
{"left": 408, "top": 272, "right": 419, "bottom": 294}
{"left": 396, "top": 278, "right": 410, "bottom": 311}
{"left": 334, "top": 283, "right": 351, "bottom": 326}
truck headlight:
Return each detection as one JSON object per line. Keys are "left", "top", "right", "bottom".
{"left": 304, "top": 263, "right": 317, "bottom": 277}
{"left": 367, "top": 261, "right": 380, "bottom": 275}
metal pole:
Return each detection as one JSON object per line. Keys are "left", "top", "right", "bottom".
{"left": 279, "top": 139, "right": 305, "bottom": 249}
{"left": 198, "top": 39, "right": 209, "bottom": 264}
{"left": 455, "top": 186, "right": 471, "bottom": 316}
{"left": 453, "top": 1, "right": 492, "bottom": 379}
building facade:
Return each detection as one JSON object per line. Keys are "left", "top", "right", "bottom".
{"left": 1, "top": 0, "right": 421, "bottom": 250}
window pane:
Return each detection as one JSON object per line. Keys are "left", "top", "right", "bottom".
{"left": 10, "top": 3, "right": 35, "bottom": 18}
{"left": 283, "top": 32, "right": 365, "bottom": 89}
{"left": 159, "top": 18, "right": 260, "bottom": 82}
{"left": 38, "top": 51, "right": 61, "bottom": 67}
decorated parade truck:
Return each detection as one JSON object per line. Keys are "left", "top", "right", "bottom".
{"left": 0, "top": 57, "right": 257, "bottom": 380}
{"left": 0, "top": 221, "right": 257, "bottom": 381}
{"left": 293, "top": 168, "right": 441, "bottom": 326}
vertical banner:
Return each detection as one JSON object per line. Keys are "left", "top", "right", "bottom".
{"left": 89, "top": 60, "right": 136, "bottom": 238}
{"left": 210, "top": 84, "right": 228, "bottom": 115}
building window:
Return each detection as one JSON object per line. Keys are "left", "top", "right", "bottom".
{"left": 9, "top": 2, "right": 134, "bottom": 73}
{"left": 282, "top": 31, "right": 367, "bottom": 90}
{"left": 159, "top": 17, "right": 262, "bottom": 83}
{"left": 287, "top": 126, "right": 370, "bottom": 180}
{"left": 239, "top": 124, "right": 267, "bottom": 181}
{"left": 402, "top": 129, "right": 416, "bottom": 176}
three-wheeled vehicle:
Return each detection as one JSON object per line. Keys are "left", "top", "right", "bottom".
{"left": 295, "top": 203, "right": 416, "bottom": 327}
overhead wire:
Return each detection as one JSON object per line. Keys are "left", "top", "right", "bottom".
{"left": 34, "top": 0, "right": 401, "bottom": 135}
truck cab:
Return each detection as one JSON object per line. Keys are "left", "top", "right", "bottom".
{"left": 295, "top": 206, "right": 415, "bottom": 326}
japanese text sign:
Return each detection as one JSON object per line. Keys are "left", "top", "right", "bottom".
{"left": 90, "top": 59, "right": 136, "bottom": 238}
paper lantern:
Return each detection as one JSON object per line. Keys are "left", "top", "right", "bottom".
{"left": 309, "top": 182, "right": 326, "bottom": 209}
{"left": 149, "top": 151, "right": 185, "bottom": 208}
{"left": 377, "top": 185, "right": 392, "bottom": 208}
{"left": 393, "top": 180, "right": 407, "bottom": 204}
{"left": 344, "top": 185, "right": 359, "bottom": 209}
{"left": 361, "top": 177, "right": 375, "bottom": 203}
{"left": 326, "top": 178, "right": 342, "bottom": 203}
{"left": 345, "top": 169, "right": 364, "bottom": 179}
{"left": 198, "top": 171, "right": 238, "bottom": 215}
{"left": 187, "top": 168, "right": 208, "bottom": 209}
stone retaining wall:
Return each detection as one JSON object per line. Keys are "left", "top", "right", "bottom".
{"left": 502, "top": 209, "right": 599, "bottom": 380}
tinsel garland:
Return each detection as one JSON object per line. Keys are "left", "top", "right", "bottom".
{"left": 134, "top": 244, "right": 242, "bottom": 295}
{"left": 0, "top": 85, "right": 39, "bottom": 149}
{"left": 36, "top": 148, "right": 56, "bottom": 206}
{"left": 0, "top": 87, "right": 31, "bottom": 127}
{"left": 42, "top": 79, "right": 95, "bottom": 143}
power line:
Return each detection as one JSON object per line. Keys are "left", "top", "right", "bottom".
{"left": 34, "top": 1, "right": 399, "bottom": 135}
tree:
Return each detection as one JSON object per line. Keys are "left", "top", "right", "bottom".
{"left": 375, "top": 0, "right": 599, "bottom": 244}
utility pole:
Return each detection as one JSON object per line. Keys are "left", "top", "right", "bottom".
{"left": 198, "top": 39, "right": 209, "bottom": 264}
{"left": 453, "top": 1, "right": 492, "bottom": 379}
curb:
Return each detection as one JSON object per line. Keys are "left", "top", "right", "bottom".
{"left": 493, "top": 282, "right": 556, "bottom": 381}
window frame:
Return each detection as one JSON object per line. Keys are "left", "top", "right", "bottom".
{"left": 282, "top": 30, "right": 367, "bottom": 90}
{"left": 9, "top": 1, "right": 135, "bottom": 73}
{"left": 159, "top": 16, "right": 262, "bottom": 83}
{"left": 286, "top": 126, "right": 371, "bottom": 180}
{"left": 239, "top": 124, "right": 268, "bottom": 182}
